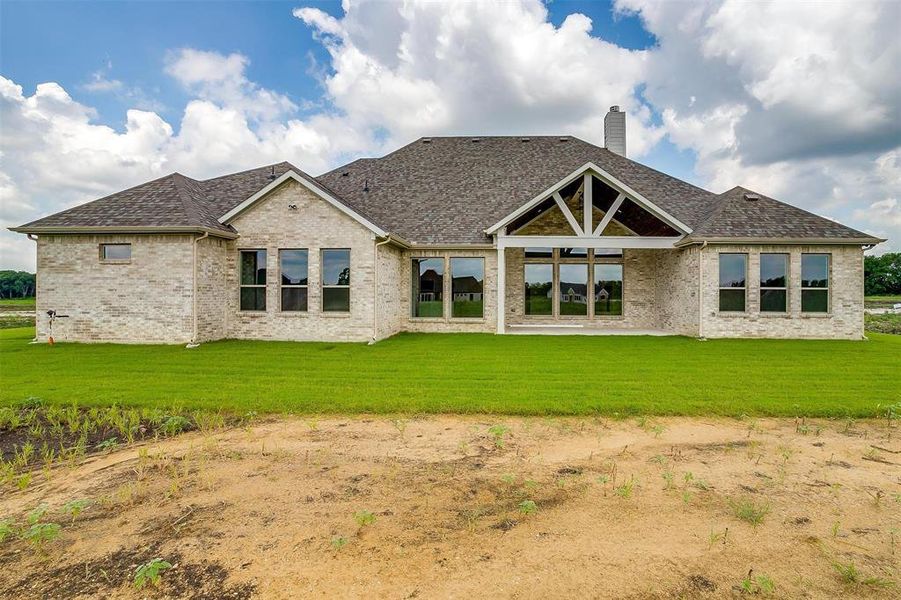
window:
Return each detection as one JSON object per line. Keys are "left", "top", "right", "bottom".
{"left": 560, "top": 247, "right": 588, "bottom": 258}
{"left": 451, "top": 257, "right": 484, "bottom": 318}
{"left": 322, "top": 249, "right": 350, "bottom": 312}
{"left": 279, "top": 249, "right": 308, "bottom": 312}
{"left": 594, "top": 263, "right": 623, "bottom": 316}
{"left": 718, "top": 253, "right": 747, "bottom": 312}
{"left": 100, "top": 243, "right": 131, "bottom": 261}
{"left": 558, "top": 263, "right": 588, "bottom": 316}
{"left": 760, "top": 253, "right": 788, "bottom": 312}
{"left": 412, "top": 258, "right": 444, "bottom": 317}
{"left": 801, "top": 253, "right": 829, "bottom": 313}
{"left": 524, "top": 247, "right": 553, "bottom": 258}
{"left": 524, "top": 264, "right": 553, "bottom": 316}
{"left": 239, "top": 249, "right": 267, "bottom": 311}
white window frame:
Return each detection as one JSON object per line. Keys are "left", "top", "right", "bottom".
{"left": 759, "top": 253, "right": 789, "bottom": 313}
{"left": 801, "top": 253, "right": 831, "bottom": 314}
{"left": 99, "top": 243, "right": 131, "bottom": 263}
{"left": 321, "top": 248, "right": 351, "bottom": 313}
{"left": 718, "top": 253, "right": 748, "bottom": 313}
{"left": 239, "top": 248, "right": 267, "bottom": 312}
{"left": 279, "top": 248, "right": 308, "bottom": 312}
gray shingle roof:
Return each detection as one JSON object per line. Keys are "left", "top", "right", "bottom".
{"left": 13, "top": 136, "right": 882, "bottom": 245}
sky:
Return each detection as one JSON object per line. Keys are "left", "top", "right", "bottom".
{"left": 1, "top": 0, "right": 899, "bottom": 271}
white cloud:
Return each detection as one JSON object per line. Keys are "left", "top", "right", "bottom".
{"left": 1, "top": 0, "right": 899, "bottom": 271}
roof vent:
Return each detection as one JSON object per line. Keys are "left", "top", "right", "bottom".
{"left": 363, "top": 178, "right": 370, "bottom": 192}
{"left": 743, "top": 193, "right": 760, "bottom": 202}
{"left": 268, "top": 166, "right": 277, "bottom": 181}
{"left": 422, "top": 138, "right": 431, "bottom": 143}
{"left": 341, "top": 171, "right": 349, "bottom": 177}
{"left": 520, "top": 137, "right": 531, "bottom": 142}
{"left": 470, "top": 138, "right": 481, "bottom": 143}
{"left": 558, "top": 137, "right": 569, "bottom": 142}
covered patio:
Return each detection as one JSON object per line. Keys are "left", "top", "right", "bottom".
{"left": 486, "top": 163, "right": 696, "bottom": 335}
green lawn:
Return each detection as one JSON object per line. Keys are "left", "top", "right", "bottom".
{"left": 0, "top": 297, "right": 35, "bottom": 310}
{"left": 1, "top": 327, "right": 898, "bottom": 417}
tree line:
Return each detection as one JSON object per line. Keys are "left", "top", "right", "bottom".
{"left": 0, "top": 271, "right": 35, "bottom": 299}
{"left": 864, "top": 252, "right": 901, "bottom": 296}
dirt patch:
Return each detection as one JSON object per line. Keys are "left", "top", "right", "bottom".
{"left": 1, "top": 416, "right": 899, "bottom": 598}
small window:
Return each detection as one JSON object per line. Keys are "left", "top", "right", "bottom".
{"left": 801, "top": 254, "right": 829, "bottom": 313}
{"left": 322, "top": 249, "right": 350, "bottom": 312}
{"left": 594, "top": 263, "right": 623, "bottom": 316}
{"left": 280, "top": 249, "right": 308, "bottom": 312}
{"left": 239, "top": 249, "right": 267, "bottom": 311}
{"left": 451, "top": 257, "right": 484, "bottom": 318}
{"left": 760, "top": 253, "right": 788, "bottom": 312}
{"left": 100, "top": 243, "right": 131, "bottom": 261}
{"left": 718, "top": 253, "right": 747, "bottom": 312}
{"left": 524, "top": 263, "right": 553, "bottom": 316}
{"left": 412, "top": 258, "right": 444, "bottom": 317}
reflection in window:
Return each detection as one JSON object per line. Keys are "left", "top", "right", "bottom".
{"left": 801, "top": 253, "right": 829, "bottom": 313}
{"left": 100, "top": 243, "right": 131, "bottom": 261}
{"left": 558, "top": 263, "right": 588, "bottom": 316}
{"left": 280, "top": 249, "right": 308, "bottom": 312}
{"left": 322, "top": 249, "right": 350, "bottom": 312}
{"left": 560, "top": 247, "right": 588, "bottom": 258}
{"left": 594, "top": 263, "right": 623, "bottom": 316}
{"left": 524, "top": 264, "right": 553, "bottom": 316}
{"left": 524, "top": 247, "right": 553, "bottom": 258}
{"left": 240, "top": 249, "right": 267, "bottom": 311}
{"left": 760, "top": 253, "right": 788, "bottom": 313}
{"left": 451, "top": 258, "right": 484, "bottom": 318}
{"left": 718, "top": 253, "right": 747, "bottom": 312}
{"left": 412, "top": 258, "right": 444, "bottom": 317}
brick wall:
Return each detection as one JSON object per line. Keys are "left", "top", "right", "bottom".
{"left": 195, "top": 236, "right": 230, "bottom": 342}
{"left": 699, "top": 244, "right": 864, "bottom": 339}
{"left": 35, "top": 234, "right": 194, "bottom": 343}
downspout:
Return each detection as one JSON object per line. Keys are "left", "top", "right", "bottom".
{"left": 698, "top": 241, "right": 708, "bottom": 339}
{"left": 188, "top": 232, "right": 209, "bottom": 348}
{"left": 371, "top": 236, "right": 393, "bottom": 344}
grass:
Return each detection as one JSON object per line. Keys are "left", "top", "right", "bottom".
{"left": 0, "top": 297, "right": 35, "bottom": 309}
{"left": 865, "top": 313, "right": 901, "bottom": 335}
{"left": 1, "top": 327, "right": 899, "bottom": 416}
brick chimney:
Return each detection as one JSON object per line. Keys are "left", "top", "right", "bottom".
{"left": 604, "top": 105, "right": 626, "bottom": 156}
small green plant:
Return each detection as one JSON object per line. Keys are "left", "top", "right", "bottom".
{"left": 614, "top": 477, "right": 636, "bottom": 499}
{"left": 831, "top": 520, "right": 841, "bottom": 538}
{"left": 518, "top": 500, "right": 537, "bottom": 515}
{"left": 0, "top": 518, "right": 14, "bottom": 543}
{"left": 708, "top": 528, "right": 729, "bottom": 550}
{"left": 62, "top": 499, "right": 90, "bottom": 522}
{"left": 331, "top": 535, "right": 348, "bottom": 550}
{"left": 134, "top": 558, "right": 173, "bottom": 590}
{"left": 22, "top": 522, "right": 61, "bottom": 551}
{"left": 27, "top": 504, "right": 49, "bottom": 525}
{"left": 730, "top": 498, "right": 770, "bottom": 526}
{"left": 661, "top": 470, "right": 675, "bottom": 490}
{"left": 740, "top": 571, "right": 775, "bottom": 595}
{"left": 15, "top": 472, "right": 31, "bottom": 491}
{"left": 95, "top": 437, "right": 119, "bottom": 452}
{"left": 161, "top": 415, "right": 191, "bottom": 436}
{"left": 354, "top": 510, "right": 376, "bottom": 527}
{"left": 833, "top": 561, "right": 861, "bottom": 584}
{"left": 500, "top": 473, "right": 516, "bottom": 485}
{"left": 488, "top": 424, "right": 510, "bottom": 448}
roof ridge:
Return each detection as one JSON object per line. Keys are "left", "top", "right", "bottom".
{"left": 170, "top": 172, "right": 207, "bottom": 226}
{"left": 200, "top": 161, "right": 292, "bottom": 183}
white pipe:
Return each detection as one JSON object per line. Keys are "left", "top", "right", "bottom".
{"left": 189, "top": 231, "right": 210, "bottom": 347}
{"left": 372, "top": 236, "right": 393, "bottom": 343}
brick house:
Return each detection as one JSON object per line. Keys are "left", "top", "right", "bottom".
{"left": 11, "top": 108, "right": 884, "bottom": 344}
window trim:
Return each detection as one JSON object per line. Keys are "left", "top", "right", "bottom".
{"left": 450, "top": 256, "right": 485, "bottom": 320}
{"left": 238, "top": 248, "right": 267, "bottom": 312}
{"left": 759, "top": 253, "right": 789, "bottom": 313}
{"left": 718, "top": 252, "right": 748, "bottom": 313}
{"left": 279, "top": 248, "right": 309, "bottom": 313}
{"left": 801, "top": 253, "right": 831, "bottom": 314}
{"left": 99, "top": 243, "right": 132, "bottom": 263}
{"left": 321, "top": 248, "right": 351, "bottom": 313}
{"left": 522, "top": 249, "right": 624, "bottom": 319}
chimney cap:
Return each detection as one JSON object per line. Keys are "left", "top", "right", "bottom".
{"left": 609, "top": 105, "right": 621, "bottom": 112}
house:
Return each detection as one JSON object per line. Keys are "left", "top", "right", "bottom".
{"left": 11, "top": 107, "right": 884, "bottom": 343}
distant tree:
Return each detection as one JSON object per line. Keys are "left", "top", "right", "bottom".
{"left": 0, "top": 271, "right": 35, "bottom": 299}
{"left": 864, "top": 253, "right": 901, "bottom": 296}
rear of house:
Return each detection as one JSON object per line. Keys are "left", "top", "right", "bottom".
{"left": 12, "top": 108, "right": 883, "bottom": 344}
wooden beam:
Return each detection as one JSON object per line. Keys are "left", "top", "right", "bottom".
{"left": 498, "top": 234, "right": 683, "bottom": 249}
{"left": 583, "top": 174, "right": 592, "bottom": 236}
{"left": 553, "top": 191, "right": 584, "bottom": 236}
{"left": 592, "top": 193, "right": 625, "bottom": 236}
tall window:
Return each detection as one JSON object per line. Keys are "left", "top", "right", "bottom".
{"left": 280, "top": 249, "right": 308, "bottom": 312}
{"left": 718, "top": 253, "right": 747, "bottom": 312}
{"left": 240, "top": 249, "right": 267, "bottom": 311}
{"left": 801, "top": 253, "right": 829, "bottom": 313}
{"left": 412, "top": 258, "right": 444, "bottom": 317}
{"left": 594, "top": 263, "right": 623, "bottom": 316}
{"left": 524, "top": 264, "right": 553, "bottom": 316}
{"left": 760, "top": 253, "right": 788, "bottom": 312}
{"left": 558, "top": 263, "right": 588, "bottom": 316}
{"left": 451, "top": 257, "right": 484, "bottom": 318}
{"left": 321, "top": 249, "right": 350, "bottom": 312}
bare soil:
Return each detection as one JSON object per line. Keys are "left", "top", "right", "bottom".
{"left": 1, "top": 416, "right": 899, "bottom": 598}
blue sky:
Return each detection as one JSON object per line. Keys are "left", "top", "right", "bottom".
{"left": 1, "top": 0, "right": 898, "bottom": 270}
